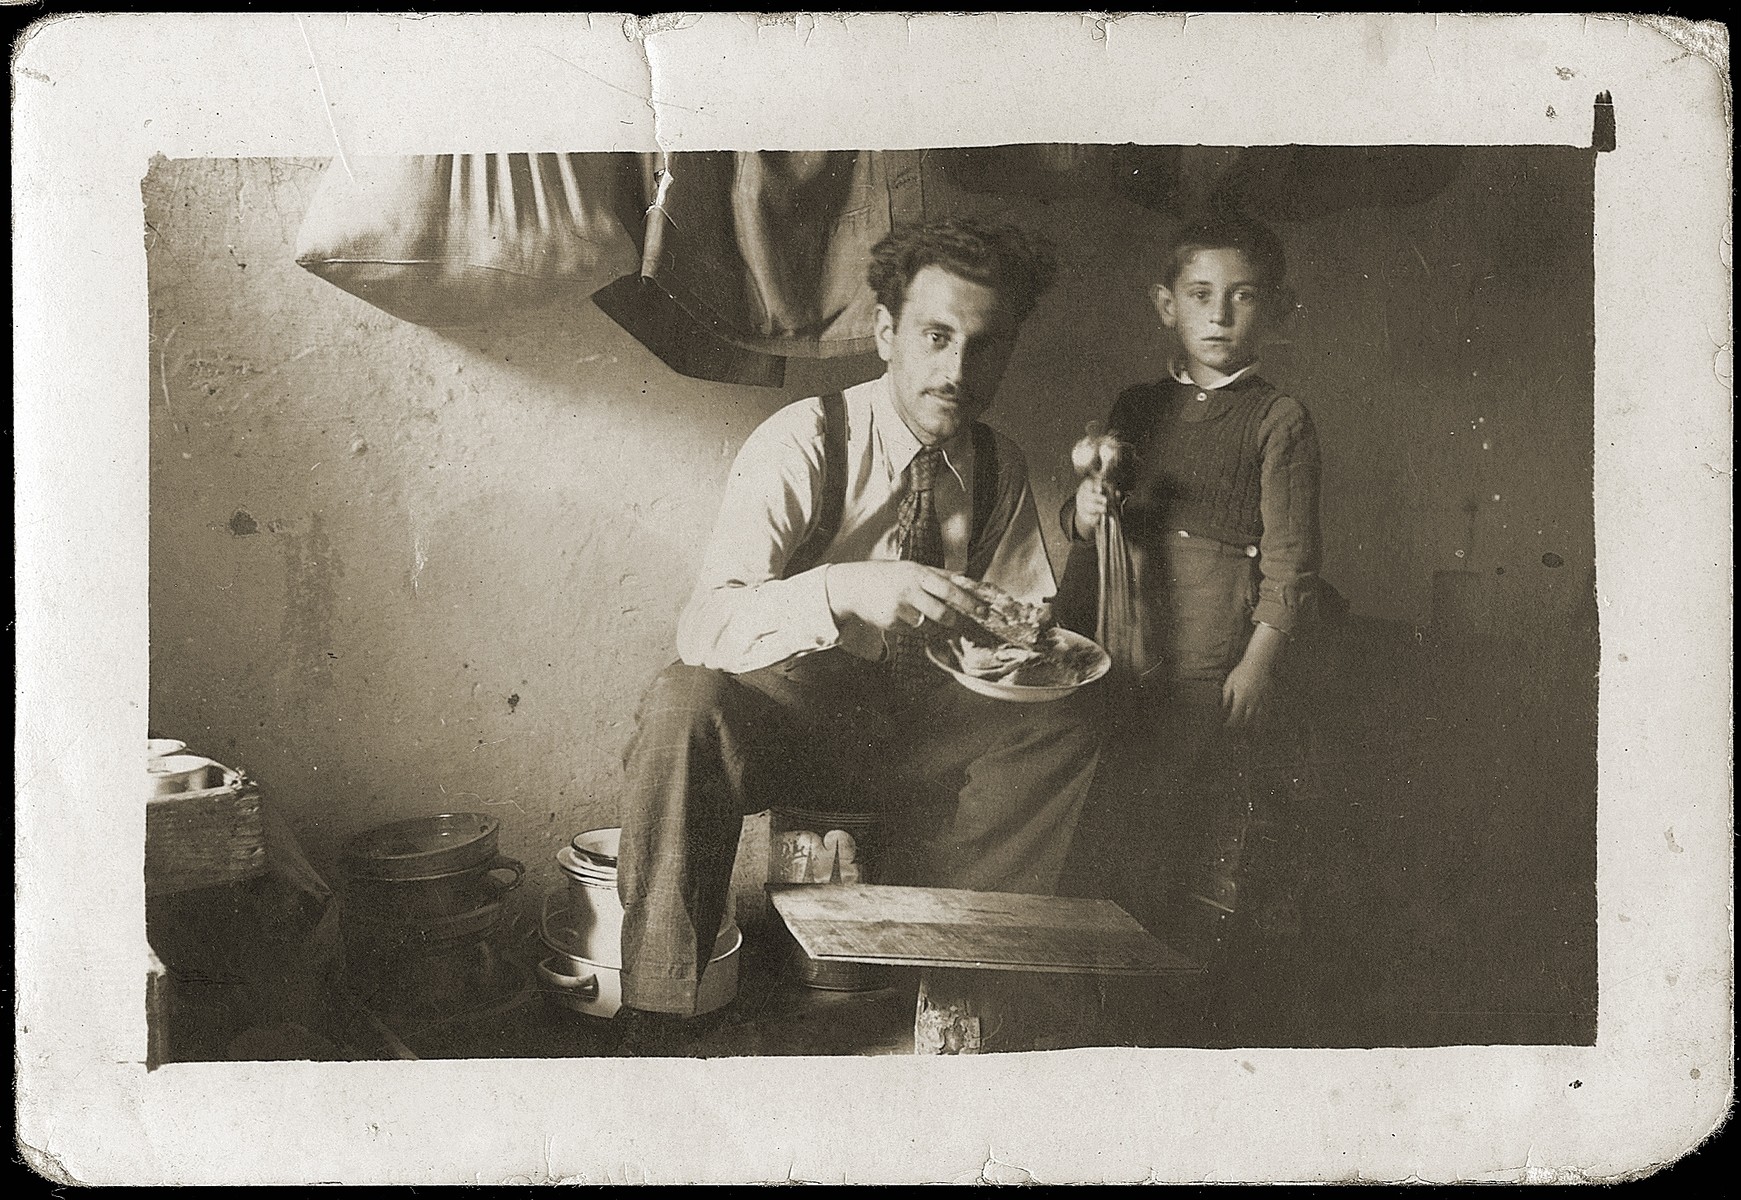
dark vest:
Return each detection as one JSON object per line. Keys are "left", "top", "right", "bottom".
{"left": 1114, "top": 376, "right": 1283, "bottom": 549}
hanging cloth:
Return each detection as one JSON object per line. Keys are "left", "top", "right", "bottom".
{"left": 632, "top": 149, "right": 935, "bottom": 359}
{"left": 1093, "top": 490, "right": 1155, "bottom": 683}
{"left": 293, "top": 153, "right": 642, "bottom": 328}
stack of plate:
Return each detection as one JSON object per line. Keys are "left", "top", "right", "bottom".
{"left": 565, "top": 828, "right": 620, "bottom": 876}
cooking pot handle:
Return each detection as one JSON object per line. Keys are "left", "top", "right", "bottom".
{"left": 536, "top": 957, "right": 600, "bottom": 1000}
{"left": 485, "top": 854, "right": 525, "bottom": 893}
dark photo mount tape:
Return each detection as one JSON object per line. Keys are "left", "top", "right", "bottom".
{"left": 1593, "top": 90, "right": 1617, "bottom": 152}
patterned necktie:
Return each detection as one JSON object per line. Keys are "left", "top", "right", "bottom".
{"left": 888, "top": 447, "right": 946, "bottom": 701}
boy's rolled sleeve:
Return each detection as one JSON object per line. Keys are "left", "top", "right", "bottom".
{"left": 1252, "top": 397, "right": 1324, "bottom": 636}
{"left": 1059, "top": 494, "right": 1089, "bottom": 543}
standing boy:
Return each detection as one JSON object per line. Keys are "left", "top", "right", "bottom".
{"left": 1061, "top": 209, "right": 1324, "bottom": 1040}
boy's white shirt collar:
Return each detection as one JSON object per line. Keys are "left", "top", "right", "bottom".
{"left": 1169, "top": 359, "right": 1262, "bottom": 390}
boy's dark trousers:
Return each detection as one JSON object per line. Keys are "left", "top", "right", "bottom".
{"left": 1062, "top": 682, "right": 1244, "bottom": 927}
{"left": 1061, "top": 675, "right": 1312, "bottom": 1042}
{"left": 616, "top": 649, "right": 1106, "bottom": 1016}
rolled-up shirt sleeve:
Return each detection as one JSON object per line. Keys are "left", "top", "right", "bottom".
{"left": 1252, "top": 396, "right": 1323, "bottom": 636}
{"left": 675, "top": 404, "right": 844, "bottom": 673}
{"left": 1058, "top": 492, "right": 1087, "bottom": 543}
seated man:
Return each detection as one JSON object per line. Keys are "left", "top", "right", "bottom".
{"left": 616, "top": 218, "right": 1103, "bottom": 1039}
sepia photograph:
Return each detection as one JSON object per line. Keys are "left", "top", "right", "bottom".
{"left": 140, "top": 141, "right": 1598, "bottom": 1063}
{"left": 15, "top": 12, "right": 1731, "bottom": 1186}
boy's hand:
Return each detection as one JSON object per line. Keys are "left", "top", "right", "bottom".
{"left": 825, "top": 562, "right": 988, "bottom": 635}
{"left": 1221, "top": 658, "right": 1277, "bottom": 731}
{"left": 1222, "top": 621, "right": 1289, "bottom": 731}
{"left": 1073, "top": 478, "right": 1112, "bottom": 540}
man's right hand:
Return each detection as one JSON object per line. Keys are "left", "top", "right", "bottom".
{"left": 824, "top": 562, "right": 988, "bottom": 635}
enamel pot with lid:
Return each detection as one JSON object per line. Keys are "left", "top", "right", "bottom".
{"left": 548, "top": 828, "right": 734, "bottom": 969}
{"left": 550, "top": 844, "right": 627, "bottom": 965}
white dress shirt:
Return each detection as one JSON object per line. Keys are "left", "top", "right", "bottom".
{"left": 676, "top": 373, "right": 1056, "bottom": 674}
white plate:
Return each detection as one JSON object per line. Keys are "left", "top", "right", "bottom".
{"left": 556, "top": 846, "right": 618, "bottom": 883}
{"left": 927, "top": 628, "right": 1110, "bottom": 704}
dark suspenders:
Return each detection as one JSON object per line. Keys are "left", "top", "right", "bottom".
{"left": 968, "top": 420, "right": 999, "bottom": 561}
{"left": 780, "top": 392, "right": 849, "bottom": 581}
{"left": 780, "top": 392, "right": 1003, "bottom": 581}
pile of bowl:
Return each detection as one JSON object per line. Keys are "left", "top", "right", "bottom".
{"left": 538, "top": 827, "right": 740, "bottom": 1019}
{"left": 146, "top": 738, "right": 222, "bottom": 796}
{"left": 339, "top": 813, "right": 525, "bottom": 1019}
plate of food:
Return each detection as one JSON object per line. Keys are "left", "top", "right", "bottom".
{"left": 926, "top": 580, "right": 1111, "bottom": 703}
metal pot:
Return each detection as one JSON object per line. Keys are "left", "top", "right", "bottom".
{"left": 344, "top": 854, "right": 524, "bottom": 922}
{"left": 537, "top": 923, "right": 742, "bottom": 1020}
{"left": 345, "top": 930, "right": 504, "bottom": 1021}
{"left": 343, "top": 893, "right": 509, "bottom": 958}
{"left": 767, "top": 806, "right": 888, "bottom": 991}
{"left": 342, "top": 812, "right": 503, "bottom": 881}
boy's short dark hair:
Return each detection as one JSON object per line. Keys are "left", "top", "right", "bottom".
{"left": 868, "top": 218, "right": 1059, "bottom": 324}
{"left": 1160, "top": 209, "right": 1288, "bottom": 293}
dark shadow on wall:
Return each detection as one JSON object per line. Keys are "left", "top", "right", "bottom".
{"left": 1227, "top": 593, "right": 1599, "bottom": 1048}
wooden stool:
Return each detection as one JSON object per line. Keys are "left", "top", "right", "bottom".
{"left": 767, "top": 884, "right": 1203, "bottom": 1053}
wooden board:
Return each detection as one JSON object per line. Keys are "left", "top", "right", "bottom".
{"left": 766, "top": 884, "right": 1203, "bottom": 977}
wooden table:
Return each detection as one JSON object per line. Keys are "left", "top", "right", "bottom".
{"left": 768, "top": 884, "right": 1203, "bottom": 1053}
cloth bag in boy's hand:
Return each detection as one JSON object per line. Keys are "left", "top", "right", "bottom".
{"left": 1057, "top": 431, "right": 1158, "bottom": 683}
{"left": 1094, "top": 491, "right": 1157, "bottom": 682}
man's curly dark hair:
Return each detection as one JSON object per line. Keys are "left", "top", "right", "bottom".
{"left": 866, "top": 218, "right": 1059, "bottom": 325}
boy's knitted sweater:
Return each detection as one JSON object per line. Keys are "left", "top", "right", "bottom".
{"left": 1063, "top": 372, "right": 1323, "bottom": 636}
